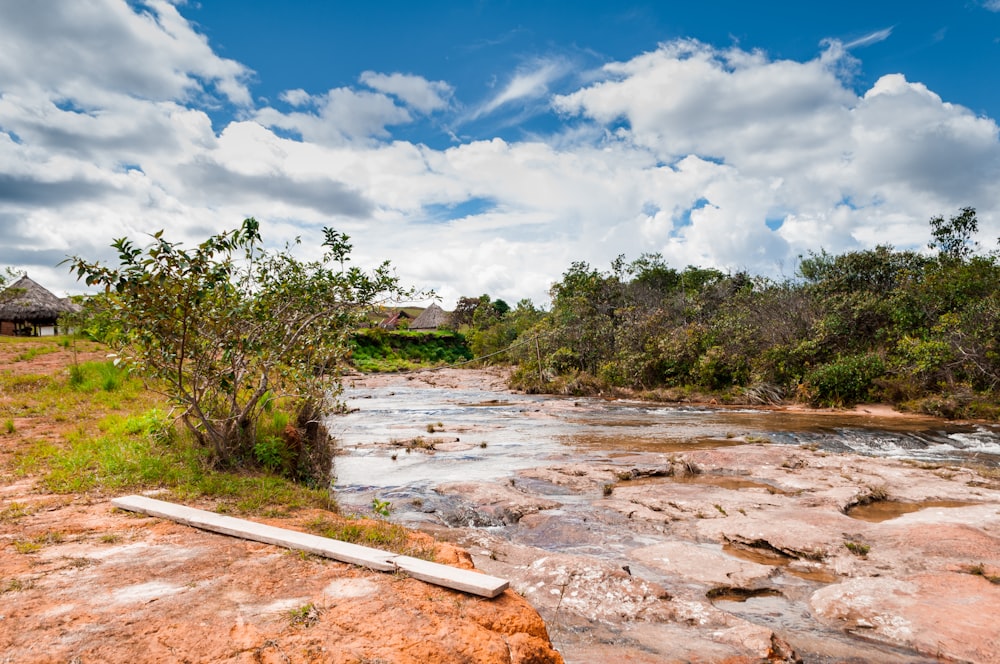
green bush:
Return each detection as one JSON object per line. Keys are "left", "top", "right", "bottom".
{"left": 802, "top": 353, "right": 886, "bottom": 407}
{"left": 349, "top": 330, "right": 471, "bottom": 372}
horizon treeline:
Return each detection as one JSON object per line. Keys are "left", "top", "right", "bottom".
{"left": 458, "top": 207, "right": 1000, "bottom": 418}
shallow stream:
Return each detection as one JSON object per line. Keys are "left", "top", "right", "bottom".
{"left": 328, "top": 377, "right": 1000, "bottom": 663}
{"left": 331, "top": 382, "right": 1000, "bottom": 496}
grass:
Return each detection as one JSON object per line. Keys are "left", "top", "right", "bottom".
{"left": 288, "top": 602, "right": 323, "bottom": 627}
{"left": 0, "top": 501, "right": 32, "bottom": 522}
{"left": 844, "top": 541, "right": 870, "bottom": 557}
{"left": 12, "top": 531, "right": 64, "bottom": 554}
{"left": 349, "top": 329, "right": 472, "bottom": 372}
{"left": 303, "top": 515, "right": 436, "bottom": 560}
{"left": 0, "top": 578, "right": 34, "bottom": 594}
{"left": 2, "top": 337, "right": 335, "bottom": 518}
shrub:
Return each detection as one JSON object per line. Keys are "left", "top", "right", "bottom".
{"left": 802, "top": 353, "right": 885, "bottom": 407}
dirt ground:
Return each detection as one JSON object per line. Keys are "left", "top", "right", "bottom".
{"left": 0, "top": 342, "right": 562, "bottom": 664}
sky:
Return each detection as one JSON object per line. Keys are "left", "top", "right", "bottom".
{"left": 1, "top": 1, "right": 999, "bottom": 307}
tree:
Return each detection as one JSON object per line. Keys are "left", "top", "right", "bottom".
{"left": 67, "top": 218, "right": 412, "bottom": 483}
{"left": 0, "top": 266, "right": 20, "bottom": 290}
{"left": 451, "top": 296, "right": 483, "bottom": 329}
{"left": 929, "top": 206, "right": 979, "bottom": 262}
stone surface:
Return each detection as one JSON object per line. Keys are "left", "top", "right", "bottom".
{"left": 0, "top": 497, "right": 564, "bottom": 664}
{"left": 427, "top": 422, "right": 1000, "bottom": 663}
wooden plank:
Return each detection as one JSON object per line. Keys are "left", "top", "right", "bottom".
{"left": 392, "top": 555, "right": 509, "bottom": 597}
{"left": 111, "top": 494, "right": 509, "bottom": 598}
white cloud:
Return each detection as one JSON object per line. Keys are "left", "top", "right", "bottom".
{"left": 550, "top": 39, "right": 1000, "bottom": 281}
{"left": 0, "top": 0, "right": 251, "bottom": 106}
{"left": 845, "top": 27, "right": 894, "bottom": 49}
{"left": 280, "top": 89, "right": 312, "bottom": 107}
{"left": 359, "top": 72, "right": 453, "bottom": 113}
{"left": 255, "top": 88, "right": 412, "bottom": 145}
{"left": 471, "top": 57, "right": 569, "bottom": 119}
{"left": 0, "top": 2, "right": 998, "bottom": 309}
{"left": 984, "top": 1, "right": 1000, "bottom": 12}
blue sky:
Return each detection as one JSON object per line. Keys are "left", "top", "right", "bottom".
{"left": 1, "top": 1, "right": 999, "bottom": 305}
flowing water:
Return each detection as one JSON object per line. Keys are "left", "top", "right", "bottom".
{"left": 331, "top": 382, "right": 1000, "bottom": 496}
{"left": 328, "top": 376, "right": 1000, "bottom": 662}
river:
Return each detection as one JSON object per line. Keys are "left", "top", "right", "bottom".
{"left": 328, "top": 369, "right": 1000, "bottom": 663}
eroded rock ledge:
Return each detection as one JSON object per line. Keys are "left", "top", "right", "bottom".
{"left": 0, "top": 497, "right": 565, "bottom": 664}
{"left": 436, "top": 444, "right": 1000, "bottom": 663}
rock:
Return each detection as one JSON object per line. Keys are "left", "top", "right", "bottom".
{"left": 436, "top": 480, "right": 562, "bottom": 525}
{"left": 517, "top": 553, "right": 673, "bottom": 624}
{"left": 631, "top": 540, "right": 774, "bottom": 588}
{"left": 811, "top": 573, "right": 1000, "bottom": 662}
{"left": 0, "top": 501, "right": 564, "bottom": 664}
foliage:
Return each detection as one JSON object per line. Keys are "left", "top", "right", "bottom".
{"left": 929, "top": 206, "right": 979, "bottom": 261}
{"left": 0, "top": 266, "right": 20, "bottom": 290}
{"left": 66, "top": 219, "right": 413, "bottom": 481}
{"left": 2, "top": 337, "right": 333, "bottom": 514}
{"left": 473, "top": 207, "right": 1000, "bottom": 416}
{"left": 801, "top": 353, "right": 886, "bottom": 407}
{"left": 350, "top": 329, "right": 472, "bottom": 372}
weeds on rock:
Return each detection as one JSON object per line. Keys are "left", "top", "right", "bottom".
{"left": 288, "top": 602, "right": 322, "bottom": 627}
{"left": 372, "top": 497, "right": 392, "bottom": 518}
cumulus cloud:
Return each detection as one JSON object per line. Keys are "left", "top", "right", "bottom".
{"left": 0, "top": 0, "right": 251, "bottom": 106}
{"left": 1, "top": 1, "right": 998, "bottom": 307}
{"left": 255, "top": 88, "right": 412, "bottom": 145}
{"left": 359, "top": 72, "right": 453, "bottom": 113}
{"left": 551, "top": 39, "right": 1000, "bottom": 275}
{"left": 279, "top": 89, "right": 312, "bottom": 107}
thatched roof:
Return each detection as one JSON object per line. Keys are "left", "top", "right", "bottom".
{"left": 0, "top": 275, "right": 80, "bottom": 322}
{"left": 409, "top": 303, "right": 451, "bottom": 330}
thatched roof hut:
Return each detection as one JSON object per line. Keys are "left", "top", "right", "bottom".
{"left": 0, "top": 275, "right": 80, "bottom": 336}
{"left": 409, "top": 303, "right": 452, "bottom": 330}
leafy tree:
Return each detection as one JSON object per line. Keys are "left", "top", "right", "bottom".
{"left": 67, "top": 218, "right": 412, "bottom": 483}
{"left": 547, "top": 261, "right": 625, "bottom": 374}
{"left": 929, "top": 206, "right": 979, "bottom": 261}
{"left": 469, "top": 298, "right": 544, "bottom": 364}
{"left": 452, "top": 294, "right": 512, "bottom": 331}
{"left": 0, "top": 266, "right": 21, "bottom": 290}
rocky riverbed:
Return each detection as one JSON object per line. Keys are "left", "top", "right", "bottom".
{"left": 336, "top": 369, "right": 1000, "bottom": 663}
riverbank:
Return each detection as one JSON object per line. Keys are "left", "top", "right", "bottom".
{"left": 347, "top": 365, "right": 954, "bottom": 421}
{"left": 0, "top": 339, "right": 563, "bottom": 663}
{"left": 337, "top": 368, "right": 1000, "bottom": 663}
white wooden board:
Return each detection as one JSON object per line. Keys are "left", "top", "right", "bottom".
{"left": 112, "top": 494, "right": 509, "bottom": 598}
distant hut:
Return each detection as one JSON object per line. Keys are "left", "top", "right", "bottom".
{"left": 378, "top": 309, "right": 413, "bottom": 330}
{"left": 408, "top": 303, "right": 451, "bottom": 330}
{"left": 0, "top": 275, "right": 80, "bottom": 336}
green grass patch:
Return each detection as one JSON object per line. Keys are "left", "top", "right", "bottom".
{"left": 304, "top": 515, "right": 436, "bottom": 559}
{"left": 18, "top": 410, "right": 334, "bottom": 515}
{"left": 350, "top": 329, "right": 472, "bottom": 372}
{"left": 2, "top": 338, "right": 337, "bottom": 520}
